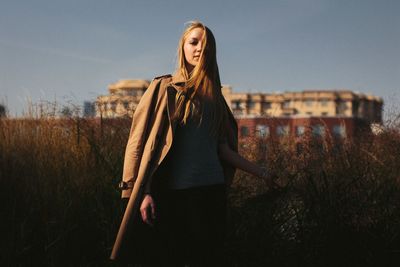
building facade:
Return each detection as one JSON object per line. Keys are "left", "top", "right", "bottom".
{"left": 96, "top": 79, "right": 150, "bottom": 118}
{"left": 236, "top": 116, "right": 370, "bottom": 140}
{"left": 222, "top": 87, "right": 382, "bottom": 123}
{"left": 96, "top": 79, "right": 383, "bottom": 138}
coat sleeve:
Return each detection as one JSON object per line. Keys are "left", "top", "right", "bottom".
{"left": 121, "top": 78, "right": 161, "bottom": 198}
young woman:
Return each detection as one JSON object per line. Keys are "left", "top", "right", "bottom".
{"left": 110, "top": 21, "right": 274, "bottom": 267}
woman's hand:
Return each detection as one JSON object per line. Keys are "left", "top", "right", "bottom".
{"left": 140, "top": 194, "right": 156, "bottom": 226}
{"left": 218, "top": 143, "right": 285, "bottom": 190}
{"left": 259, "top": 167, "right": 280, "bottom": 190}
{"left": 219, "top": 143, "right": 273, "bottom": 181}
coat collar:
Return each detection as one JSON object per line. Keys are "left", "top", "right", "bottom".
{"left": 171, "top": 71, "right": 186, "bottom": 89}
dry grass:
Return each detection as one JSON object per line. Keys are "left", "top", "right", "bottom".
{"left": 227, "top": 123, "right": 400, "bottom": 267}
{"left": 1, "top": 108, "right": 400, "bottom": 266}
{"left": 0, "top": 114, "right": 130, "bottom": 266}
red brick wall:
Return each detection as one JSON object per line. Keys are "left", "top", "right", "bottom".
{"left": 235, "top": 117, "right": 370, "bottom": 139}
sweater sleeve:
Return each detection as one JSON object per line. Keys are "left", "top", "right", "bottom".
{"left": 143, "top": 176, "right": 153, "bottom": 195}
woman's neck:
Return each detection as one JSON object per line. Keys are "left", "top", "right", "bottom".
{"left": 185, "top": 63, "right": 194, "bottom": 75}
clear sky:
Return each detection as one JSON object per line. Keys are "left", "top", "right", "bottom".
{"left": 1, "top": 0, "right": 399, "bottom": 118}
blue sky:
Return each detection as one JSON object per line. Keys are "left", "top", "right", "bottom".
{"left": 1, "top": 0, "right": 399, "bottom": 118}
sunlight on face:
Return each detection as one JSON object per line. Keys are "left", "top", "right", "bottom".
{"left": 183, "top": 27, "right": 204, "bottom": 72}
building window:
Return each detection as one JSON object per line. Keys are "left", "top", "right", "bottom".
{"left": 247, "top": 100, "right": 255, "bottom": 109}
{"left": 233, "top": 101, "right": 241, "bottom": 109}
{"left": 240, "top": 126, "right": 249, "bottom": 137}
{"left": 256, "top": 124, "right": 270, "bottom": 137}
{"left": 305, "top": 99, "right": 313, "bottom": 107}
{"left": 118, "top": 90, "right": 129, "bottom": 96}
{"left": 296, "top": 125, "right": 305, "bottom": 136}
{"left": 123, "top": 101, "right": 130, "bottom": 110}
{"left": 312, "top": 124, "right": 325, "bottom": 137}
{"left": 109, "top": 102, "right": 117, "bottom": 112}
{"left": 276, "top": 125, "right": 290, "bottom": 136}
{"left": 233, "top": 110, "right": 243, "bottom": 116}
{"left": 333, "top": 125, "right": 346, "bottom": 138}
{"left": 321, "top": 112, "right": 328, "bottom": 116}
{"left": 128, "top": 90, "right": 137, "bottom": 96}
{"left": 282, "top": 100, "right": 290, "bottom": 109}
{"left": 337, "top": 101, "right": 347, "bottom": 115}
{"left": 306, "top": 112, "right": 313, "bottom": 116}
{"left": 262, "top": 102, "right": 271, "bottom": 110}
{"left": 320, "top": 99, "right": 329, "bottom": 107}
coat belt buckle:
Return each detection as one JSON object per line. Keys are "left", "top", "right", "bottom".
{"left": 118, "top": 181, "right": 133, "bottom": 190}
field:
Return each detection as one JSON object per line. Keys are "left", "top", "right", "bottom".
{"left": 1, "top": 114, "right": 400, "bottom": 267}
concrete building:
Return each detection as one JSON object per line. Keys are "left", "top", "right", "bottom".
{"left": 96, "top": 79, "right": 150, "bottom": 118}
{"left": 221, "top": 87, "right": 383, "bottom": 140}
{"left": 96, "top": 79, "right": 383, "bottom": 139}
{"left": 222, "top": 87, "right": 382, "bottom": 123}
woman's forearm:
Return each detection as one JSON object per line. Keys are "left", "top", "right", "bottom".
{"left": 219, "top": 144, "right": 264, "bottom": 178}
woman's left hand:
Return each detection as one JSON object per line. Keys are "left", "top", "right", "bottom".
{"left": 259, "top": 167, "right": 281, "bottom": 190}
{"left": 140, "top": 194, "right": 156, "bottom": 226}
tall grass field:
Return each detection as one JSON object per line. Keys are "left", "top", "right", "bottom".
{"left": 1, "top": 113, "right": 399, "bottom": 267}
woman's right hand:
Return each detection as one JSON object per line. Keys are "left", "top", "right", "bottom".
{"left": 140, "top": 194, "right": 156, "bottom": 226}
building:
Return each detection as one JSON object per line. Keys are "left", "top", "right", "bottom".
{"left": 96, "top": 79, "right": 150, "bottom": 118}
{"left": 222, "top": 87, "right": 382, "bottom": 123}
{"left": 96, "top": 79, "right": 383, "bottom": 138}
{"left": 222, "top": 87, "right": 383, "bottom": 140}
{"left": 0, "top": 104, "right": 6, "bottom": 118}
{"left": 236, "top": 116, "right": 369, "bottom": 140}
{"left": 83, "top": 101, "right": 96, "bottom": 117}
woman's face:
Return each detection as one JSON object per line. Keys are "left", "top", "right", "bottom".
{"left": 183, "top": 27, "right": 205, "bottom": 71}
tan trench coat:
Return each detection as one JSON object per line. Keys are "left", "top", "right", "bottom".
{"left": 110, "top": 72, "right": 238, "bottom": 260}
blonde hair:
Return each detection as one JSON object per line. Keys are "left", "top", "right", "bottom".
{"left": 174, "top": 21, "right": 228, "bottom": 138}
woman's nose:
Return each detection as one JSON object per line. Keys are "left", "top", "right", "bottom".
{"left": 196, "top": 42, "right": 202, "bottom": 51}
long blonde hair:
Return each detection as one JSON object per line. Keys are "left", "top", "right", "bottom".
{"left": 174, "top": 21, "right": 228, "bottom": 138}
